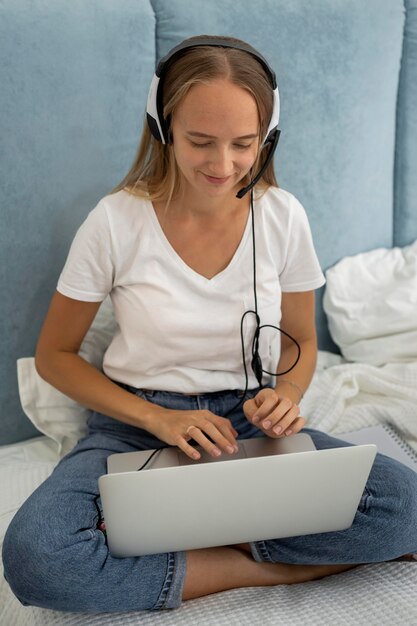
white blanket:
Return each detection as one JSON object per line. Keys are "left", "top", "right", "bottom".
{"left": 301, "top": 354, "right": 417, "bottom": 453}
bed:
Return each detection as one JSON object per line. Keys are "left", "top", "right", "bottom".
{"left": 1, "top": 0, "right": 417, "bottom": 624}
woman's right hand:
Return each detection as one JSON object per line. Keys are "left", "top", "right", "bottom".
{"left": 144, "top": 406, "right": 239, "bottom": 461}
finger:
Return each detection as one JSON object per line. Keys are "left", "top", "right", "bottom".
{"left": 186, "top": 425, "right": 223, "bottom": 458}
{"left": 252, "top": 394, "right": 280, "bottom": 424}
{"left": 269, "top": 407, "right": 302, "bottom": 436}
{"left": 218, "top": 417, "right": 239, "bottom": 441}
{"left": 260, "top": 398, "right": 297, "bottom": 430}
{"left": 206, "top": 421, "right": 239, "bottom": 454}
{"left": 221, "top": 422, "right": 239, "bottom": 439}
{"left": 243, "top": 398, "right": 258, "bottom": 421}
{"left": 245, "top": 389, "right": 273, "bottom": 419}
{"left": 269, "top": 404, "right": 300, "bottom": 434}
{"left": 282, "top": 416, "right": 306, "bottom": 436}
{"left": 189, "top": 421, "right": 238, "bottom": 457}
{"left": 176, "top": 435, "right": 202, "bottom": 461}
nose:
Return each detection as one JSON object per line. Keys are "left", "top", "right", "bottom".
{"left": 207, "top": 145, "right": 234, "bottom": 176}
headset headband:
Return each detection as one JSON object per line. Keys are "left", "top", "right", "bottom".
{"left": 146, "top": 36, "right": 280, "bottom": 146}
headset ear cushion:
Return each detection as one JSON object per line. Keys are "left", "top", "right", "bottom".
{"left": 263, "top": 86, "right": 280, "bottom": 145}
{"left": 165, "top": 115, "right": 173, "bottom": 144}
{"left": 146, "top": 113, "right": 163, "bottom": 142}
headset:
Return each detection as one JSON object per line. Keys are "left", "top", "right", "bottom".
{"left": 146, "top": 37, "right": 300, "bottom": 410}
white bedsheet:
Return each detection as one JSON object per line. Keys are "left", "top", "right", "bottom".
{"left": 1, "top": 353, "right": 417, "bottom": 626}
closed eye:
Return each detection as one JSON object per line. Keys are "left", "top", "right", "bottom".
{"left": 189, "top": 141, "right": 252, "bottom": 150}
{"left": 190, "top": 141, "right": 211, "bottom": 148}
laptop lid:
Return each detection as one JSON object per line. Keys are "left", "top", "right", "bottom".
{"left": 98, "top": 434, "right": 376, "bottom": 557}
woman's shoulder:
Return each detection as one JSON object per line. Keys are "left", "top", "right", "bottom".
{"left": 258, "top": 186, "right": 306, "bottom": 221}
{"left": 91, "top": 189, "right": 151, "bottom": 229}
{"left": 99, "top": 188, "right": 150, "bottom": 213}
{"left": 259, "top": 185, "right": 300, "bottom": 206}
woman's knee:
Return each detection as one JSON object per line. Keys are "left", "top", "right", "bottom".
{"left": 367, "top": 455, "right": 417, "bottom": 556}
{"left": 390, "top": 459, "right": 417, "bottom": 521}
{"left": 2, "top": 487, "right": 102, "bottom": 610}
{"left": 3, "top": 503, "right": 48, "bottom": 606}
{"left": 3, "top": 496, "right": 184, "bottom": 612}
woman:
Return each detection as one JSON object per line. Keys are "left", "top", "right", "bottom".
{"left": 3, "top": 35, "right": 417, "bottom": 613}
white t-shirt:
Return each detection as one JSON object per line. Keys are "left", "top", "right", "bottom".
{"left": 57, "top": 187, "right": 325, "bottom": 392}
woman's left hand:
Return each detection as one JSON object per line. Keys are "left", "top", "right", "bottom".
{"left": 243, "top": 387, "right": 306, "bottom": 438}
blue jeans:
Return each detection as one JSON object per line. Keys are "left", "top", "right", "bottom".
{"left": 3, "top": 387, "right": 417, "bottom": 612}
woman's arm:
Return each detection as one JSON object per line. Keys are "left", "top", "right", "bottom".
{"left": 243, "top": 290, "right": 317, "bottom": 437}
{"left": 275, "top": 290, "right": 318, "bottom": 402}
{"left": 35, "top": 291, "right": 238, "bottom": 458}
{"left": 35, "top": 291, "right": 155, "bottom": 428}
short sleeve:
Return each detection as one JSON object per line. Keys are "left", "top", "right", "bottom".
{"left": 279, "top": 195, "right": 326, "bottom": 292}
{"left": 57, "top": 201, "right": 114, "bottom": 301}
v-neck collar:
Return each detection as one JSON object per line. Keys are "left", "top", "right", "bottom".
{"left": 145, "top": 200, "right": 252, "bottom": 286}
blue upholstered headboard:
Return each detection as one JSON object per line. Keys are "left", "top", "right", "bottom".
{"left": 1, "top": 0, "right": 417, "bottom": 445}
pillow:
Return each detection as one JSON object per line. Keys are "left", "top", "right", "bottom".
{"left": 323, "top": 238, "right": 417, "bottom": 365}
{"left": 17, "top": 297, "right": 118, "bottom": 457}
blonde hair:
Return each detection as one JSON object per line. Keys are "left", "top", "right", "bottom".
{"left": 112, "top": 35, "right": 278, "bottom": 203}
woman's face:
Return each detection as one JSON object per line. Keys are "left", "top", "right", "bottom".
{"left": 171, "top": 79, "right": 260, "bottom": 202}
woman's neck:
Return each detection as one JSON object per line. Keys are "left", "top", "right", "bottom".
{"left": 170, "top": 186, "right": 249, "bottom": 219}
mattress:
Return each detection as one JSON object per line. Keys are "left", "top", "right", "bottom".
{"left": 1, "top": 434, "right": 416, "bottom": 626}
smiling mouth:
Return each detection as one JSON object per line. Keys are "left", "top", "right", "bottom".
{"left": 203, "top": 174, "right": 232, "bottom": 185}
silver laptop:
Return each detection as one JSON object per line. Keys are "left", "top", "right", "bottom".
{"left": 98, "top": 434, "right": 376, "bottom": 557}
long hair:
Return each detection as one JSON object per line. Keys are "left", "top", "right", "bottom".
{"left": 112, "top": 35, "right": 278, "bottom": 203}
